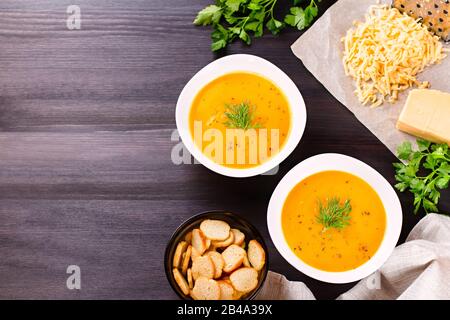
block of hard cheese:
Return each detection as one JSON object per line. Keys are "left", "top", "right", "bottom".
{"left": 397, "top": 89, "right": 450, "bottom": 145}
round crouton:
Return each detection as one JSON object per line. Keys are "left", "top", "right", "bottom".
{"left": 222, "top": 244, "right": 246, "bottom": 273}
{"left": 191, "top": 255, "right": 215, "bottom": 280}
{"left": 187, "top": 268, "right": 194, "bottom": 289}
{"left": 232, "top": 289, "right": 245, "bottom": 300}
{"left": 231, "top": 229, "right": 245, "bottom": 246}
{"left": 184, "top": 231, "right": 192, "bottom": 244}
{"left": 206, "top": 251, "right": 224, "bottom": 279}
{"left": 173, "top": 268, "right": 190, "bottom": 296}
{"left": 173, "top": 241, "right": 188, "bottom": 269}
{"left": 229, "top": 267, "right": 258, "bottom": 294}
{"left": 247, "top": 240, "right": 266, "bottom": 271}
{"left": 217, "top": 280, "right": 236, "bottom": 300}
{"left": 191, "top": 228, "right": 208, "bottom": 255}
{"left": 181, "top": 245, "right": 192, "bottom": 275}
{"left": 211, "top": 231, "right": 234, "bottom": 248}
{"left": 191, "top": 246, "right": 201, "bottom": 262}
{"left": 242, "top": 254, "right": 251, "bottom": 268}
{"left": 200, "top": 219, "right": 230, "bottom": 241}
{"left": 191, "top": 277, "right": 220, "bottom": 300}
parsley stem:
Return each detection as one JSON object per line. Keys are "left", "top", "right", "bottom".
{"left": 269, "top": 0, "right": 278, "bottom": 19}
{"left": 241, "top": 16, "right": 250, "bottom": 30}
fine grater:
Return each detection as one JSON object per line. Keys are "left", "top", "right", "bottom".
{"left": 392, "top": 0, "right": 450, "bottom": 41}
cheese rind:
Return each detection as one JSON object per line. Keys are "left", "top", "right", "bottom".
{"left": 397, "top": 89, "right": 450, "bottom": 146}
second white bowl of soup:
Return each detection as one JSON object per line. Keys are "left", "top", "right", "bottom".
{"left": 267, "top": 154, "right": 403, "bottom": 283}
{"left": 176, "top": 54, "right": 306, "bottom": 178}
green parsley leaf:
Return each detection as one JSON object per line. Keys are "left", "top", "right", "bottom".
{"left": 211, "top": 39, "right": 228, "bottom": 51}
{"left": 430, "top": 189, "right": 440, "bottom": 204}
{"left": 211, "top": 23, "right": 229, "bottom": 51}
{"left": 304, "top": 1, "right": 318, "bottom": 25}
{"left": 285, "top": 0, "right": 319, "bottom": 30}
{"left": 239, "top": 29, "right": 251, "bottom": 45}
{"left": 436, "top": 176, "right": 449, "bottom": 189}
{"left": 245, "top": 20, "right": 263, "bottom": 37}
{"left": 438, "top": 163, "right": 450, "bottom": 175}
{"left": 397, "top": 141, "right": 413, "bottom": 160}
{"left": 194, "top": 5, "right": 223, "bottom": 26}
{"left": 226, "top": 0, "right": 246, "bottom": 13}
{"left": 284, "top": 7, "right": 307, "bottom": 30}
{"left": 394, "top": 182, "right": 408, "bottom": 192}
{"left": 417, "top": 138, "right": 431, "bottom": 151}
{"left": 248, "top": 2, "right": 262, "bottom": 11}
{"left": 423, "top": 199, "right": 438, "bottom": 213}
{"left": 266, "top": 18, "right": 284, "bottom": 35}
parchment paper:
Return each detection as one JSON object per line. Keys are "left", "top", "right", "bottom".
{"left": 291, "top": 0, "right": 450, "bottom": 156}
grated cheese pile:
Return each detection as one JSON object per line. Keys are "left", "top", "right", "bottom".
{"left": 342, "top": 5, "right": 447, "bottom": 107}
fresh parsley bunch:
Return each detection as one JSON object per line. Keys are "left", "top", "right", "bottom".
{"left": 394, "top": 139, "right": 450, "bottom": 214}
{"left": 194, "top": 0, "right": 321, "bottom": 51}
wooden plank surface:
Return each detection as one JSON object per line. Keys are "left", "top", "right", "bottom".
{"left": 0, "top": 0, "right": 447, "bottom": 299}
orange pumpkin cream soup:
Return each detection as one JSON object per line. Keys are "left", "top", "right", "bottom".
{"left": 189, "top": 72, "right": 291, "bottom": 168}
{"left": 281, "top": 171, "right": 386, "bottom": 272}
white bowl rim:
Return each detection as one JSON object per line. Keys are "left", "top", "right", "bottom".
{"left": 267, "top": 153, "right": 403, "bottom": 283}
{"left": 175, "top": 54, "right": 307, "bottom": 178}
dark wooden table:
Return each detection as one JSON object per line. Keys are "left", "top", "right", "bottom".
{"left": 0, "top": 0, "right": 448, "bottom": 300}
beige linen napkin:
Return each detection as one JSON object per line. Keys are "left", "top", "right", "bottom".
{"left": 257, "top": 214, "right": 450, "bottom": 300}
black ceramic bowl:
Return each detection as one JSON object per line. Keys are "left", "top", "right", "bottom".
{"left": 164, "top": 211, "right": 269, "bottom": 300}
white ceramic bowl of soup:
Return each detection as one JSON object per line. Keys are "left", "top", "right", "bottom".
{"left": 267, "top": 154, "right": 402, "bottom": 283}
{"left": 175, "top": 54, "right": 307, "bottom": 178}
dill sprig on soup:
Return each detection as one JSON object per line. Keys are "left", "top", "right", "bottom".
{"left": 223, "top": 102, "right": 261, "bottom": 130}
{"left": 317, "top": 197, "right": 352, "bottom": 233}
{"left": 189, "top": 72, "right": 291, "bottom": 168}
